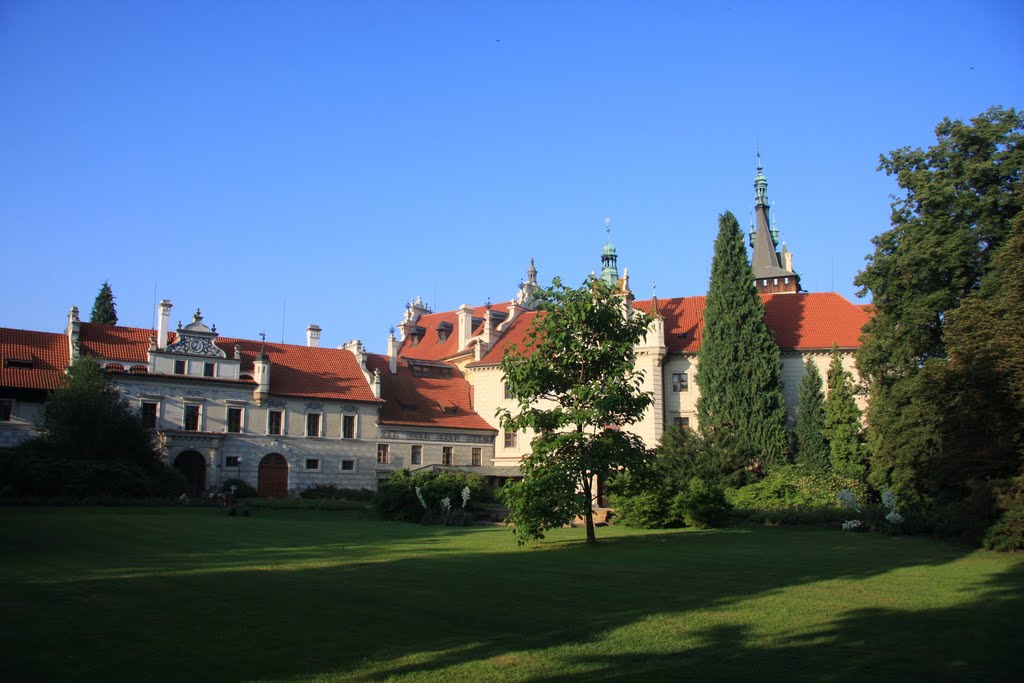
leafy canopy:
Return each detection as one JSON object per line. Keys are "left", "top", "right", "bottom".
{"left": 696, "top": 211, "right": 789, "bottom": 470}
{"left": 794, "top": 358, "right": 828, "bottom": 470}
{"left": 90, "top": 280, "right": 118, "bottom": 325}
{"left": 498, "top": 275, "right": 653, "bottom": 543}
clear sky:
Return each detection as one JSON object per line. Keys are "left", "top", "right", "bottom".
{"left": 2, "top": 1, "right": 1021, "bottom": 350}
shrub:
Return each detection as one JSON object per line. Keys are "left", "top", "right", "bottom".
{"left": 672, "top": 478, "right": 731, "bottom": 528}
{"left": 374, "top": 469, "right": 491, "bottom": 523}
{"left": 610, "top": 490, "right": 673, "bottom": 528}
{"left": 726, "top": 465, "right": 863, "bottom": 512}
{"left": 300, "top": 485, "right": 373, "bottom": 501}
{"left": 221, "top": 478, "right": 257, "bottom": 498}
{"left": 983, "top": 474, "right": 1024, "bottom": 551}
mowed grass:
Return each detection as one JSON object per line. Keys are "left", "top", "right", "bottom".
{"left": 2, "top": 508, "right": 1021, "bottom": 682}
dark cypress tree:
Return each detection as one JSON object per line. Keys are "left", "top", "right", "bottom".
{"left": 90, "top": 281, "right": 118, "bottom": 325}
{"left": 824, "top": 344, "right": 867, "bottom": 481}
{"left": 794, "top": 358, "right": 829, "bottom": 470}
{"left": 695, "top": 211, "right": 789, "bottom": 470}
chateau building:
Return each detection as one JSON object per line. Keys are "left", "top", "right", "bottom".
{"left": 0, "top": 160, "right": 868, "bottom": 496}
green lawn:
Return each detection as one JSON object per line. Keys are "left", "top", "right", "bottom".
{"left": 3, "top": 507, "right": 1021, "bottom": 682}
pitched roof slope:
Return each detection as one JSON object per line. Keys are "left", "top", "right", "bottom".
{"left": 0, "top": 328, "right": 70, "bottom": 390}
{"left": 220, "top": 338, "right": 378, "bottom": 402}
{"left": 79, "top": 323, "right": 157, "bottom": 363}
{"left": 635, "top": 292, "right": 868, "bottom": 354}
{"left": 468, "top": 310, "right": 540, "bottom": 367}
{"left": 398, "top": 303, "right": 512, "bottom": 362}
{"left": 367, "top": 354, "right": 495, "bottom": 431}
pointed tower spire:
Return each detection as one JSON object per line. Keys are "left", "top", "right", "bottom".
{"left": 600, "top": 217, "right": 619, "bottom": 286}
{"left": 749, "top": 152, "right": 800, "bottom": 294}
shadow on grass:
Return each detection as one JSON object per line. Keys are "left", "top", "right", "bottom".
{"left": 3, "top": 509, "right": 1022, "bottom": 682}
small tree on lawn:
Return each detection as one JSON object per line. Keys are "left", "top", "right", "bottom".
{"left": 824, "top": 344, "right": 868, "bottom": 481}
{"left": 90, "top": 281, "right": 118, "bottom": 325}
{"left": 498, "top": 275, "right": 653, "bottom": 544}
{"left": 794, "top": 358, "right": 829, "bottom": 470}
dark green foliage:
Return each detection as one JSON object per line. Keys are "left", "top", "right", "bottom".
{"left": 670, "top": 478, "right": 731, "bottom": 529}
{"left": 824, "top": 345, "right": 867, "bottom": 481}
{"left": 696, "top": 211, "right": 789, "bottom": 470}
{"left": 726, "top": 465, "right": 864, "bottom": 512}
{"left": 608, "top": 427, "right": 745, "bottom": 529}
{"left": 299, "top": 484, "right": 374, "bottom": 501}
{"left": 856, "top": 107, "right": 1023, "bottom": 528}
{"left": 374, "top": 468, "right": 491, "bottom": 524}
{"left": 1, "top": 358, "right": 184, "bottom": 499}
{"left": 793, "top": 359, "right": 828, "bottom": 469}
{"left": 90, "top": 281, "right": 118, "bottom": 325}
{"left": 221, "top": 478, "right": 257, "bottom": 498}
{"left": 983, "top": 473, "right": 1024, "bottom": 551}
{"left": 498, "top": 275, "right": 654, "bottom": 543}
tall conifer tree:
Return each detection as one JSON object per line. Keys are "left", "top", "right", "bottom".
{"left": 90, "top": 281, "right": 118, "bottom": 325}
{"left": 696, "top": 211, "right": 789, "bottom": 470}
{"left": 794, "top": 358, "right": 829, "bottom": 469}
{"left": 824, "top": 344, "right": 867, "bottom": 480}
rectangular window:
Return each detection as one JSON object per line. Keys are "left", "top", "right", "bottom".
{"left": 141, "top": 402, "right": 157, "bottom": 429}
{"left": 377, "top": 444, "right": 390, "bottom": 464}
{"left": 305, "top": 458, "right": 320, "bottom": 471}
{"left": 411, "top": 445, "right": 422, "bottom": 465}
{"left": 174, "top": 359, "right": 186, "bottom": 375}
{"left": 472, "top": 448, "right": 481, "bottom": 467}
{"left": 0, "top": 399, "right": 13, "bottom": 422}
{"left": 203, "top": 362, "right": 215, "bottom": 378}
{"left": 341, "top": 459, "right": 355, "bottom": 471}
{"left": 227, "top": 407, "right": 242, "bottom": 433}
{"left": 306, "top": 413, "right": 321, "bottom": 437}
{"left": 504, "top": 430, "right": 517, "bottom": 448}
{"left": 672, "top": 372, "right": 689, "bottom": 392}
{"left": 442, "top": 446, "right": 453, "bottom": 466}
{"left": 342, "top": 414, "right": 355, "bottom": 439}
{"left": 268, "top": 410, "right": 282, "bottom": 435}
{"left": 225, "top": 455, "right": 240, "bottom": 467}
{"left": 504, "top": 383, "right": 513, "bottom": 399}
{"left": 183, "top": 404, "right": 200, "bottom": 431}
{"left": 674, "top": 416, "right": 690, "bottom": 429}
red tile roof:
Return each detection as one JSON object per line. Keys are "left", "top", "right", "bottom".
{"left": 74, "top": 323, "right": 378, "bottom": 402}
{"left": 398, "top": 303, "right": 513, "bottom": 362}
{"left": 79, "top": 323, "right": 159, "bottom": 363}
{"left": 468, "top": 310, "right": 541, "bottom": 367}
{"left": 0, "top": 328, "right": 70, "bottom": 391}
{"left": 634, "top": 292, "right": 869, "bottom": 354}
{"left": 218, "top": 338, "right": 379, "bottom": 402}
{"left": 367, "top": 354, "right": 496, "bottom": 432}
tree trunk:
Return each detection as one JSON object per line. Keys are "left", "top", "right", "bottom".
{"left": 583, "top": 476, "right": 596, "bottom": 543}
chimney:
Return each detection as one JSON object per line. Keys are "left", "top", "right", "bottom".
{"left": 306, "top": 324, "right": 321, "bottom": 348}
{"left": 457, "top": 304, "right": 472, "bottom": 351}
{"left": 387, "top": 330, "right": 398, "bottom": 374}
{"left": 372, "top": 369, "right": 382, "bottom": 399}
{"left": 67, "top": 306, "right": 81, "bottom": 360}
{"left": 157, "top": 299, "right": 172, "bottom": 350}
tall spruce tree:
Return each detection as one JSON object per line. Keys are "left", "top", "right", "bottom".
{"left": 794, "top": 358, "right": 829, "bottom": 470}
{"left": 824, "top": 344, "right": 867, "bottom": 481}
{"left": 90, "top": 281, "right": 118, "bottom": 325}
{"left": 695, "top": 211, "right": 789, "bottom": 470}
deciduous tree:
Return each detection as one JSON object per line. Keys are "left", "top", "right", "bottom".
{"left": 498, "top": 276, "right": 653, "bottom": 544}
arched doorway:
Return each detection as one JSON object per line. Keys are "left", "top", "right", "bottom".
{"left": 258, "top": 453, "right": 289, "bottom": 498}
{"left": 174, "top": 450, "right": 207, "bottom": 497}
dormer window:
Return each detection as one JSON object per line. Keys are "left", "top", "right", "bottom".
{"left": 436, "top": 321, "right": 453, "bottom": 342}
{"left": 4, "top": 358, "right": 32, "bottom": 369}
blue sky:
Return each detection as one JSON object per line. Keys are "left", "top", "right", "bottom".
{"left": 2, "top": 1, "right": 1021, "bottom": 350}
